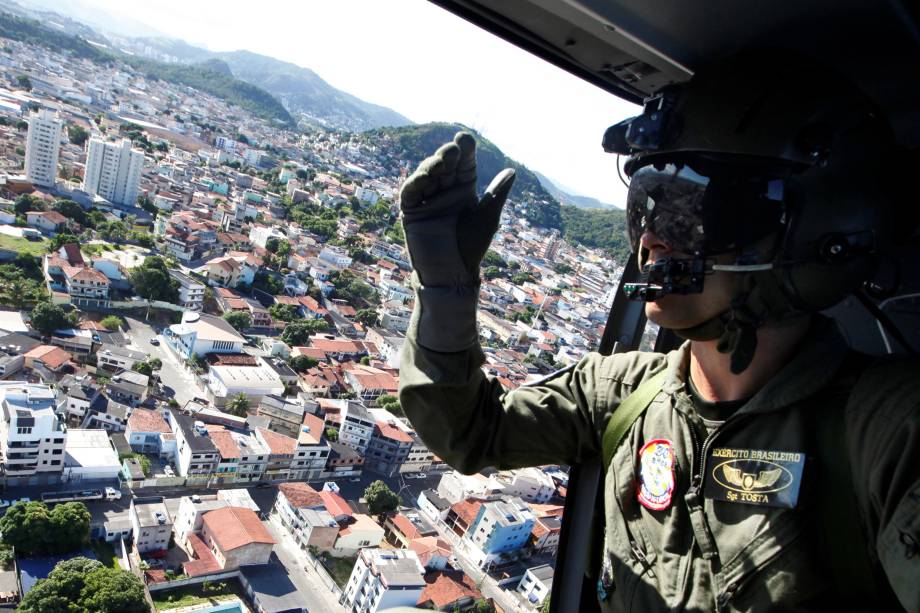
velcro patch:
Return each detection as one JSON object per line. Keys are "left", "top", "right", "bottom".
{"left": 704, "top": 447, "right": 805, "bottom": 508}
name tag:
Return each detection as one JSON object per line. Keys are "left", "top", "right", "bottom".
{"left": 704, "top": 447, "right": 805, "bottom": 508}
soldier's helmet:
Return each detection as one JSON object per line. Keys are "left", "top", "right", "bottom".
{"left": 603, "top": 50, "right": 908, "bottom": 371}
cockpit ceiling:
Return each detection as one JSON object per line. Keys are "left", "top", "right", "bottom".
{"left": 430, "top": 0, "right": 920, "bottom": 147}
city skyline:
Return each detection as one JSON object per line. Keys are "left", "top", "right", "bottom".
{"left": 34, "top": 0, "right": 639, "bottom": 207}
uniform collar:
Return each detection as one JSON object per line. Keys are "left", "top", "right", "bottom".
{"left": 660, "top": 315, "right": 849, "bottom": 416}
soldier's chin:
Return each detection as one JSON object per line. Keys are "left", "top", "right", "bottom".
{"left": 644, "top": 296, "right": 703, "bottom": 330}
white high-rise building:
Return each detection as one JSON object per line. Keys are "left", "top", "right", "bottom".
{"left": 83, "top": 137, "right": 145, "bottom": 206}
{"left": 25, "top": 109, "right": 63, "bottom": 188}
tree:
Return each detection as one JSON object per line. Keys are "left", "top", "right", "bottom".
{"left": 132, "top": 361, "right": 153, "bottom": 377}
{"left": 137, "top": 194, "right": 157, "bottom": 215}
{"left": 67, "top": 125, "right": 88, "bottom": 146}
{"left": 288, "top": 354, "right": 318, "bottom": 373}
{"left": 325, "top": 427, "right": 339, "bottom": 442}
{"left": 281, "top": 319, "right": 328, "bottom": 346}
{"left": 130, "top": 256, "right": 179, "bottom": 302}
{"left": 223, "top": 310, "right": 251, "bottom": 331}
{"left": 364, "top": 480, "right": 400, "bottom": 516}
{"left": 268, "top": 303, "right": 299, "bottom": 322}
{"left": 49, "top": 233, "right": 80, "bottom": 253}
{"left": 275, "top": 240, "right": 292, "bottom": 258}
{"left": 53, "top": 200, "right": 87, "bottom": 226}
{"left": 100, "top": 315, "right": 123, "bottom": 331}
{"left": 16, "top": 74, "right": 31, "bottom": 90}
{"left": 226, "top": 393, "right": 250, "bottom": 417}
{"left": 354, "top": 308, "right": 379, "bottom": 327}
{"left": 49, "top": 502, "right": 90, "bottom": 553}
{"left": 0, "top": 501, "right": 51, "bottom": 554}
{"left": 148, "top": 358, "right": 162, "bottom": 369}
{"left": 30, "top": 302, "right": 69, "bottom": 335}
{"left": 18, "top": 557, "right": 146, "bottom": 613}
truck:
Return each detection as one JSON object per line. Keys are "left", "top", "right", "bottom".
{"left": 40, "top": 487, "right": 122, "bottom": 504}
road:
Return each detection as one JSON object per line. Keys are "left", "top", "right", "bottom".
{"left": 123, "top": 315, "right": 207, "bottom": 406}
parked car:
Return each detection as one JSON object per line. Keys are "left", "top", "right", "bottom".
{"left": 149, "top": 337, "right": 159, "bottom": 345}
{"left": 348, "top": 477, "right": 362, "bottom": 483}
{"left": 0, "top": 499, "right": 10, "bottom": 509}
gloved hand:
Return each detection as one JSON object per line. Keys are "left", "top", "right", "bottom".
{"left": 400, "top": 131, "right": 515, "bottom": 352}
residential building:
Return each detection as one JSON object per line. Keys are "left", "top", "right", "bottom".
{"left": 340, "top": 400, "right": 375, "bottom": 454}
{"left": 274, "top": 482, "right": 339, "bottom": 552}
{"left": 401, "top": 436, "right": 434, "bottom": 475}
{"left": 205, "top": 356, "right": 285, "bottom": 408}
{"left": 0, "top": 383, "right": 65, "bottom": 485}
{"left": 200, "top": 507, "right": 275, "bottom": 570}
{"left": 487, "top": 467, "right": 557, "bottom": 504}
{"left": 437, "top": 471, "right": 491, "bottom": 505}
{"left": 255, "top": 427, "right": 295, "bottom": 481}
{"left": 83, "top": 137, "right": 144, "bottom": 206}
{"left": 63, "top": 265, "right": 110, "bottom": 309}
{"left": 517, "top": 564, "right": 554, "bottom": 607}
{"left": 173, "top": 494, "right": 229, "bottom": 549}
{"left": 417, "top": 572, "right": 483, "bottom": 611}
{"left": 256, "top": 394, "right": 307, "bottom": 438}
{"left": 333, "top": 513, "right": 385, "bottom": 557}
{"left": 365, "top": 419, "right": 413, "bottom": 477}
{"left": 130, "top": 496, "right": 172, "bottom": 553}
{"left": 290, "top": 412, "right": 331, "bottom": 481}
{"left": 344, "top": 366, "right": 398, "bottom": 406}
{"left": 96, "top": 344, "right": 146, "bottom": 371}
{"left": 105, "top": 370, "right": 148, "bottom": 406}
{"left": 341, "top": 548, "right": 426, "bottom": 613}
{"left": 462, "top": 497, "right": 535, "bottom": 570}
{"left": 170, "top": 412, "right": 219, "bottom": 477}
{"left": 25, "top": 108, "right": 62, "bottom": 188}
{"left": 62, "top": 428, "right": 122, "bottom": 481}
{"left": 126, "top": 408, "right": 171, "bottom": 455}
{"left": 383, "top": 509, "right": 438, "bottom": 549}
{"left": 26, "top": 211, "right": 69, "bottom": 234}
{"left": 417, "top": 490, "right": 451, "bottom": 523}
{"left": 165, "top": 311, "right": 245, "bottom": 359}
{"left": 169, "top": 270, "right": 206, "bottom": 312}
{"left": 55, "top": 374, "right": 101, "bottom": 423}
{"left": 0, "top": 348, "right": 23, "bottom": 379}
{"left": 80, "top": 395, "right": 130, "bottom": 432}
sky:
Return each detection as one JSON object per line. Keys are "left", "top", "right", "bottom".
{"left": 53, "top": 0, "right": 640, "bottom": 206}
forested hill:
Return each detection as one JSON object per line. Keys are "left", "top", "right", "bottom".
{"left": 0, "top": 11, "right": 294, "bottom": 126}
{"left": 367, "top": 123, "right": 631, "bottom": 262}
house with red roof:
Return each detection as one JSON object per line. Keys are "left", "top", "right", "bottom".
{"left": 274, "top": 482, "right": 340, "bottom": 552}
{"left": 416, "top": 571, "right": 484, "bottom": 611}
{"left": 343, "top": 364, "right": 398, "bottom": 405}
{"left": 365, "top": 417, "right": 413, "bottom": 477}
{"left": 26, "top": 210, "right": 70, "bottom": 234}
{"left": 200, "top": 507, "right": 275, "bottom": 570}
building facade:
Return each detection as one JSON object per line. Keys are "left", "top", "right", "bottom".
{"left": 25, "top": 109, "right": 62, "bottom": 188}
{"left": 83, "top": 137, "right": 144, "bottom": 206}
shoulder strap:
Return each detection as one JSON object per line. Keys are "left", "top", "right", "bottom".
{"left": 602, "top": 369, "right": 668, "bottom": 471}
{"left": 814, "top": 354, "right": 885, "bottom": 609}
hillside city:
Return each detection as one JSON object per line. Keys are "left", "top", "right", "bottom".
{"left": 0, "top": 18, "right": 633, "bottom": 613}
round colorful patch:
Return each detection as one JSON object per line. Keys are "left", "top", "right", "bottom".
{"left": 637, "top": 438, "right": 676, "bottom": 511}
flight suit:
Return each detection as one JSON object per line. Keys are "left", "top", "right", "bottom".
{"left": 399, "top": 315, "right": 920, "bottom": 611}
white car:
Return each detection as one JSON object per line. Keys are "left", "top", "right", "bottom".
{"left": 17, "top": 497, "right": 30, "bottom": 504}
{"left": 0, "top": 500, "right": 10, "bottom": 509}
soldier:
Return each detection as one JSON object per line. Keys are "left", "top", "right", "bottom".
{"left": 398, "top": 54, "right": 919, "bottom": 611}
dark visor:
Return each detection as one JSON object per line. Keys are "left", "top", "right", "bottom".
{"left": 625, "top": 160, "right": 786, "bottom": 255}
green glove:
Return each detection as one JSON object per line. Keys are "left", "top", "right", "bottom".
{"left": 400, "top": 131, "right": 515, "bottom": 352}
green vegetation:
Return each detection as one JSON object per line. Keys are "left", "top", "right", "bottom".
{"left": 268, "top": 302, "right": 299, "bottom": 322}
{"left": 319, "top": 554, "right": 358, "bottom": 589}
{"left": 560, "top": 205, "right": 631, "bottom": 263}
{"left": 100, "top": 315, "right": 123, "bottom": 331}
{"left": 0, "top": 543, "right": 13, "bottom": 570}
{"left": 364, "top": 480, "right": 400, "bottom": 516}
{"left": 67, "top": 124, "right": 88, "bottom": 145}
{"left": 328, "top": 269, "right": 377, "bottom": 308}
{"left": 120, "top": 452, "right": 151, "bottom": 477}
{"left": 226, "top": 393, "right": 250, "bottom": 418}
{"left": 0, "top": 13, "right": 112, "bottom": 62}
{"left": 0, "top": 501, "right": 90, "bottom": 555}
{"left": 0, "top": 233, "right": 48, "bottom": 256}
{"left": 89, "top": 540, "right": 119, "bottom": 570}
{"left": 325, "top": 427, "right": 339, "bottom": 442}
{"left": 29, "top": 302, "right": 69, "bottom": 335}
{"left": 223, "top": 310, "right": 251, "bottom": 331}
{"left": 281, "top": 318, "right": 328, "bottom": 346}
{"left": 376, "top": 394, "right": 403, "bottom": 417}
{"left": 151, "top": 580, "right": 245, "bottom": 611}
{"left": 18, "top": 557, "right": 147, "bottom": 613}
{"left": 354, "top": 308, "right": 378, "bottom": 327}
{"left": 252, "top": 270, "right": 283, "bottom": 295}
{"left": 0, "top": 251, "right": 47, "bottom": 308}
{"left": 130, "top": 256, "right": 179, "bottom": 302}
{"left": 287, "top": 354, "right": 318, "bottom": 373}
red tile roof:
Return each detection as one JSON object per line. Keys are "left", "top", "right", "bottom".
{"left": 417, "top": 572, "right": 483, "bottom": 610}
{"left": 391, "top": 513, "right": 423, "bottom": 539}
{"left": 449, "top": 500, "right": 482, "bottom": 528}
{"left": 375, "top": 420, "right": 412, "bottom": 444}
{"left": 127, "top": 408, "right": 170, "bottom": 434}
{"left": 25, "top": 345, "right": 71, "bottom": 370}
{"left": 257, "top": 427, "right": 296, "bottom": 456}
{"left": 202, "top": 507, "right": 275, "bottom": 551}
{"left": 300, "top": 413, "right": 325, "bottom": 445}
{"left": 279, "top": 482, "right": 324, "bottom": 509}
{"left": 319, "top": 490, "right": 353, "bottom": 519}
{"left": 208, "top": 429, "right": 241, "bottom": 460}
{"left": 183, "top": 532, "right": 221, "bottom": 577}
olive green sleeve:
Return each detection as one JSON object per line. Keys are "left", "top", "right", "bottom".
{"left": 399, "top": 328, "right": 667, "bottom": 475}
{"left": 846, "top": 359, "right": 920, "bottom": 611}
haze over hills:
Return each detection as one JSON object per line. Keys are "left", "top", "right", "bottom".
{"left": 533, "top": 170, "right": 619, "bottom": 210}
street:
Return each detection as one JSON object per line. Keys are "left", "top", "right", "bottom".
{"left": 123, "top": 315, "right": 207, "bottom": 406}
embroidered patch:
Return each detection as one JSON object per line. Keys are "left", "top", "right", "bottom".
{"left": 704, "top": 447, "right": 805, "bottom": 508}
{"left": 637, "top": 439, "right": 676, "bottom": 511}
